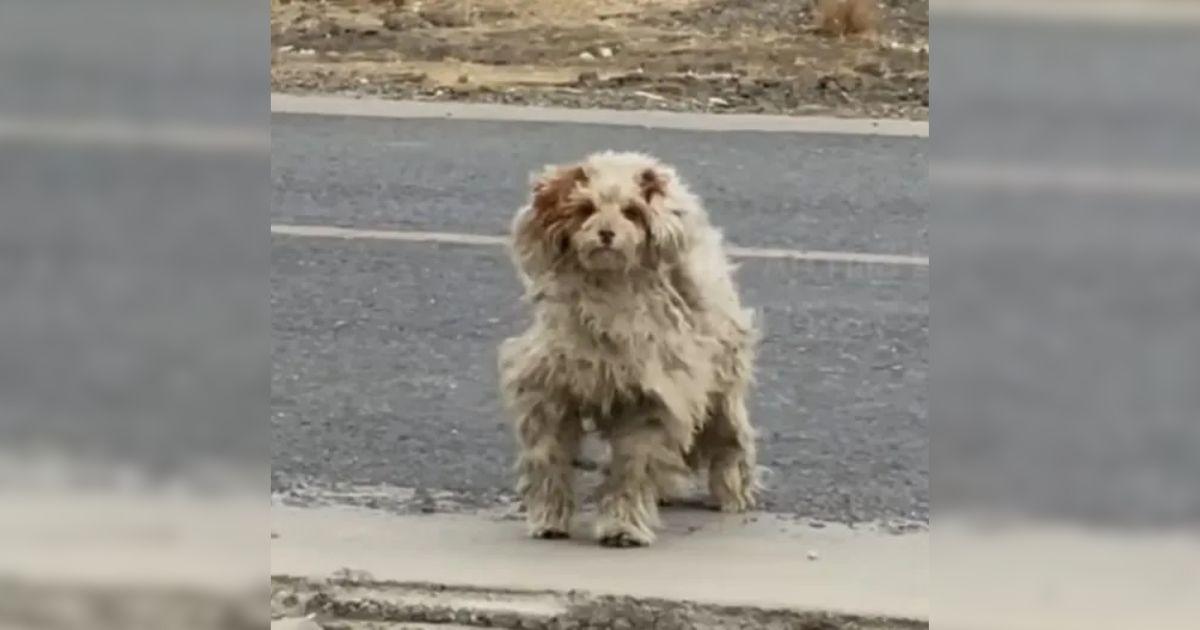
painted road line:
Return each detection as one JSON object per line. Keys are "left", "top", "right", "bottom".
{"left": 270, "top": 223, "right": 931, "bottom": 267}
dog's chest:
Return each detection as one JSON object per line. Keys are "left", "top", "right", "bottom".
{"left": 542, "top": 288, "right": 706, "bottom": 401}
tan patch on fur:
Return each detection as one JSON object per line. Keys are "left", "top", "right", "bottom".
{"left": 528, "top": 165, "right": 592, "bottom": 252}
{"left": 533, "top": 166, "right": 588, "bottom": 226}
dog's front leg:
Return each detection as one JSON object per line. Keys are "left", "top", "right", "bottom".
{"left": 703, "top": 391, "right": 759, "bottom": 513}
{"left": 515, "top": 402, "right": 582, "bottom": 539}
{"left": 595, "top": 418, "right": 680, "bottom": 547}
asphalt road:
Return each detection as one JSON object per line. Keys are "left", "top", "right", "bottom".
{"left": 271, "top": 114, "right": 928, "bottom": 255}
{"left": 270, "top": 113, "right": 929, "bottom": 526}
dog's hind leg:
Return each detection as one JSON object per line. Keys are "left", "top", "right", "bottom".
{"left": 702, "top": 391, "right": 758, "bottom": 512}
{"left": 515, "top": 400, "right": 582, "bottom": 539}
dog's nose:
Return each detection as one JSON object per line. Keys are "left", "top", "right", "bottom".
{"left": 598, "top": 229, "right": 615, "bottom": 245}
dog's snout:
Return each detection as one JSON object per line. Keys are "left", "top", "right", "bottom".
{"left": 598, "top": 229, "right": 615, "bottom": 245}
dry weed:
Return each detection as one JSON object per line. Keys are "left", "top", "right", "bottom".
{"left": 814, "top": 0, "right": 879, "bottom": 37}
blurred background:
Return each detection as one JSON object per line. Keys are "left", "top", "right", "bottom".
{"left": 1, "top": 1, "right": 266, "bottom": 628}
{"left": 932, "top": 1, "right": 1200, "bottom": 628}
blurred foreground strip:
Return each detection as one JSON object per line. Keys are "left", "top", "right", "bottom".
{"left": 935, "top": 517, "right": 1200, "bottom": 630}
{"left": 0, "top": 489, "right": 263, "bottom": 630}
{"left": 0, "top": 116, "right": 267, "bottom": 154}
{"left": 0, "top": 580, "right": 261, "bottom": 630}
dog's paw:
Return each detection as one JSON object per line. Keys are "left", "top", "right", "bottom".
{"left": 710, "top": 478, "right": 758, "bottom": 513}
{"left": 598, "top": 531, "right": 650, "bottom": 548}
{"left": 714, "top": 500, "right": 749, "bottom": 513}
{"left": 709, "top": 488, "right": 757, "bottom": 513}
{"left": 530, "top": 527, "right": 570, "bottom": 540}
{"left": 713, "top": 493, "right": 756, "bottom": 513}
{"left": 594, "top": 520, "right": 655, "bottom": 548}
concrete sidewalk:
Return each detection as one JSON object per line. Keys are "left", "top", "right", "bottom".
{"left": 270, "top": 504, "right": 928, "bottom": 629}
{"left": 9, "top": 491, "right": 1192, "bottom": 628}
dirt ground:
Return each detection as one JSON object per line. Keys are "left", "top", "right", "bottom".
{"left": 271, "top": 0, "right": 928, "bottom": 119}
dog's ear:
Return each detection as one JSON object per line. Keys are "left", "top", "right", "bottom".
{"left": 511, "top": 165, "right": 588, "bottom": 277}
{"left": 642, "top": 209, "right": 687, "bottom": 270}
{"left": 532, "top": 165, "right": 588, "bottom": 226}
{"left": 638, "top": 166, "right": 668, "bottom": 204}
{"left": 635, "top": 165, "right": 689, "bottom": 268}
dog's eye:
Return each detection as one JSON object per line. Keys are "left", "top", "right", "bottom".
{"left": 578, "top": 201, "right": 596, "bottom": 217}
{"left": 621, "top": 205, "right": 642, "bottom": 221}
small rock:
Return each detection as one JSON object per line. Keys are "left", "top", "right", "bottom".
{"left": 633, "top": 90, "right": 666, "bottom": 102}
{"left": 578, "top": 51, "right": 595, "bottom": 61}
{"left": 296, "top": 48, "right": 316, "bottom": 56}
{"left": 707, "top": 96, "right": 730, "bottom": 107}
{"left": 854, "top": 60, "right": 886, "bottom": 77}
{"left": 421, "top": 7, "right": 472, "bottom": 27}
{"left": 277, "top": 45, "right": 295, "bottom": 53}
{"left": 332, "top": 567, "right": 375, "bottom": 582}
{"left": 598, "top": 46, "right": 614, "bottom": 58}
{"left": 271, "top": 617, "right": 322, "bottom": 630}
{"left": 457, "top": 73, "right": 470, "bottom": 84}
{"left": 807, "top": 549, "right": 820, "bottom": 561}
{"left": 357, "top": 77, "right": 369, "bottom": 85}
{"left": 383, "top": 12, "right": 426, "bottom": 31}
{"left": 577, "top": 70, "right": 599, "bottom": 85}
{"left": 654, "top": 83, "right": 686, "bottom": 96}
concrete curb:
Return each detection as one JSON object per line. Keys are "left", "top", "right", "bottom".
{"left": 271, "top": 578, "right": 926, "bottom": 630}
{"left": 271, "top": 94, "right": 929, "bottom": 137}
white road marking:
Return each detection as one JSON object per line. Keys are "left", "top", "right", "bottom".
{"left": 270, "top": 223, "right": 930, "bottom": 267}
{"left": 271, "top": 94, "right": 929, "bottom": 138}
{"left": 0, "top": 116, "right": 267, "bottom": 153}
{"left": 935, "top": 161, "right": 1200, "bottom": 197}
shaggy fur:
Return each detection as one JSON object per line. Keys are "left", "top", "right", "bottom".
{"left": 498, "top": 151, "right": 759, "bottom": 547}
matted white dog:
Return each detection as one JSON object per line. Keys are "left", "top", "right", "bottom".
{"left": 498, "top": 151, "right": 758, "bottom": 547}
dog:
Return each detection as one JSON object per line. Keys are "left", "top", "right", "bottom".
{"left": 498, "top": 151, "right": 758, "bottom": 547}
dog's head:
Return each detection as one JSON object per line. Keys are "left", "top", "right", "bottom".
{"left": 512, "top": 152, "right": 693, "bottom": 277}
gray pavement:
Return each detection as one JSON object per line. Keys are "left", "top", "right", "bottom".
{"left": 270, "top": 114, "right": 929, "bottom": 525}
{"left": 271, "top": 114, "right": 928, "bottom": 255}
